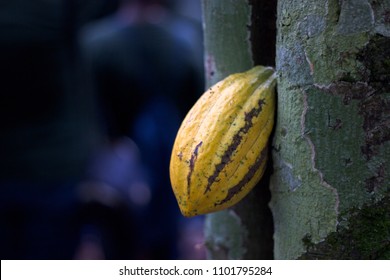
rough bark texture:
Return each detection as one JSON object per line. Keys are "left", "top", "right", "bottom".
{"left": 271, "top": 0, "right": 390, "bottom": 259}
{"left": 202, "top": 0, "right": 276, "bottom": 259}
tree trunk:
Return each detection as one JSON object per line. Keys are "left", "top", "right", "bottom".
{"left": 201, "top": 0, "right": 276, "bottom": 259}
{"left": 271, "top": 0, "right": 390, "bottom": 259}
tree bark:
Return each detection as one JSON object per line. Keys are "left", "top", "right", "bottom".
{"left": 201, "top": 0, "right": 276, "bottom": 259}
{"left": 271, "top": 0, "right": 390, "bottom": 259}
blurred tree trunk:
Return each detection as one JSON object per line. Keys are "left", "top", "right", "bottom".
{"left": 201, "top": 0, "right": 276, "bottom": 259}
{"left": 271, "top": 0, "right": 390, "bottom": 259}
{"left": 202, "top": 0, "right": 390, "bottom": 260}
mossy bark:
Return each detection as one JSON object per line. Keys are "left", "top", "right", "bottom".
{"left": 271, "top": 0, "right": 390, "bottom": 259}
{"left": 201, "top": 0, "right": 276, "bottom": 259}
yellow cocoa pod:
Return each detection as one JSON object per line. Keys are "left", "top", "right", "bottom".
{"left": 170, "top": 66, "right": 276, "bottom": 217}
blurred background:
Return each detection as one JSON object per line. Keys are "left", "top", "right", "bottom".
{"left": 0, "top": 0, "right": 205, "bottom": 260}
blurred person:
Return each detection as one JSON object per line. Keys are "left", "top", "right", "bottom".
{"left": 79, "top": 0, "right": 204, "bottom": 259}
{"left": 0, "top": 0, "right": 118, "bottom": 259}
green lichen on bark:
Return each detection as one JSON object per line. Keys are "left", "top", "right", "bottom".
{"left": 298, "top": 6, "right": 390, "bottom": 259}
{"left": 299, "top": 193, "right": 390, "bottom": 259}
{"left": 305, "top": 33, "right": 390, "bottom": 217}
{"left": 272, "top": 0, "right": 390, "bottom": 259}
